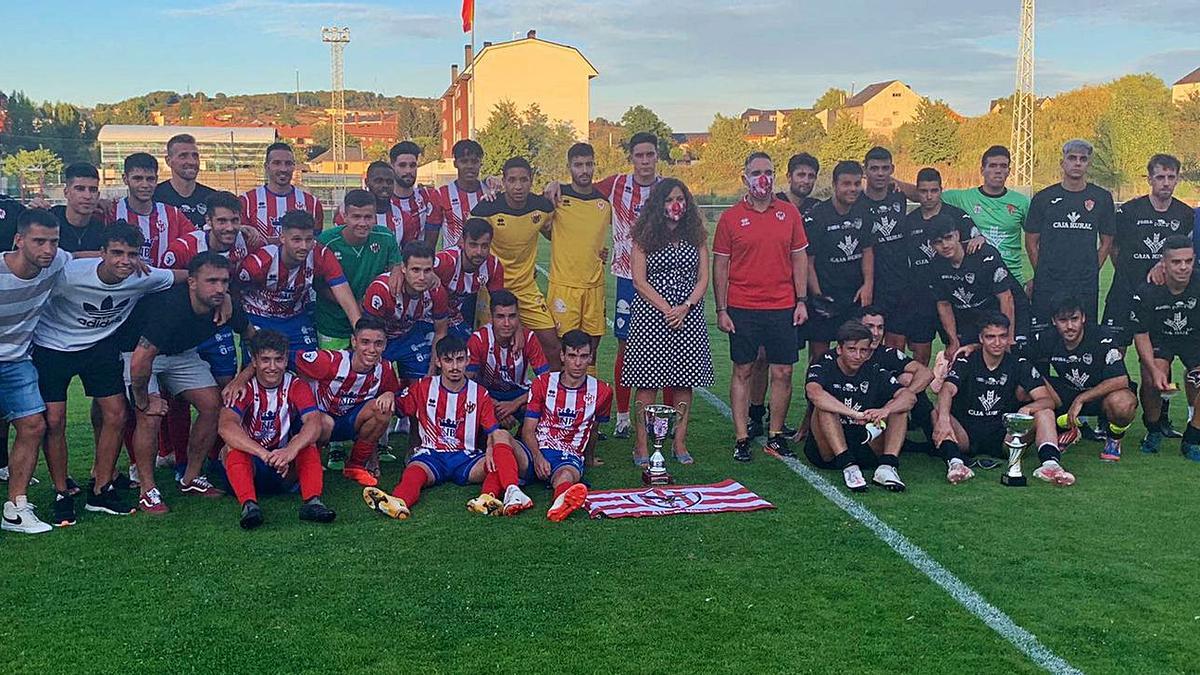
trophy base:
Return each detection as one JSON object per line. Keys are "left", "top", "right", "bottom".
{"left": 1001, "top": 473, "right": 1027, "bottom": 487}
{"left": 642, "top": 469, "right": 672, "bottom": 486}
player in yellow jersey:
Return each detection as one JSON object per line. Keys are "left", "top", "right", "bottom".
{"left": 471, "top": 157, "right": 560, "bottom": 368}
{"left": 547, "top": 143, "right": 610, "bottom": 371}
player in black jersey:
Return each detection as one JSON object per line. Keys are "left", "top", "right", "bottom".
{"left": 857, "top": 305, "right": 935, "bottom": 448}
{"left": 1131, "top": 237, "right": 1200, "bottom": 458}
{"left": 1027, "top": 294, "right": 1137, "bottom": 462}
{"left": 804, "top": 321, "right": 914, "bottom": 493}
{"left": 860, "top": 147, "right": 909, "bottom": 339}
{"left": 933, "top": 313, "right": 1074, "bottom": 486}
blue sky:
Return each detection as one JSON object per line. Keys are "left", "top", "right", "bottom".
{"left": 9, "top": 0, "right": 1200, "bottom": 131}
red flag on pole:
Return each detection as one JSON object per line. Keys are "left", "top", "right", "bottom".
{"left": 461, "top": 0, "right": 474, "bottom": 33}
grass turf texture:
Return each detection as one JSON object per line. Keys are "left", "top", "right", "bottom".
{"left": 3, "top": 220, "right": 1200, "bottom": 673}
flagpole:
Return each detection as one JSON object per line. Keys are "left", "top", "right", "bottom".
{"left": 469, "top": 20, "right": 476, "bottom": 140}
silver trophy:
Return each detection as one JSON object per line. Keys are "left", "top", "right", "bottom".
{"left": 642, "top": 404, "right": 679, "bottom": 486}
{"left": 1001, "top": 412, "right": 1034, "bottom": 487}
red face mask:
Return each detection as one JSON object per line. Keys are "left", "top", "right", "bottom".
{"left": 746, "top": 173, "right": 773, "bottom": 199}
{"left": 666, "top": 200, "right": 685, "bottom": 221}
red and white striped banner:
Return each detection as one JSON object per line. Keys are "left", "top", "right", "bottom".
{"left": 584, "top": 479, "right": 774, "bottom": 519}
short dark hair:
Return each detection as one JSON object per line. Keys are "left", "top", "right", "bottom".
{"left": 1051, "top": 293, "right": 1085, "bottom": 320}
{"left": 832, "top": 160, "right": 863, "bottom": 182}
{"left": 123, "top": 153, "right": 157, "bottom": 174}
{"left": 502, "top": 157, "right": 532, "bottom": 176}
{"left": 489, "top": 289, "right": 519, "bottom": 312}
{"left": 929, "top": 218, "right": 962, "bottom": 239}
{"left": 16, "top": 208, "right": 59, "bottom": 234}
{"left": 205, "top": 191, "right": 241, "bottom": 217}
{"left": 864, "top": 146, "right": 893, "bottom": 165}
{"left": 981, "top": 145, "right": 1010, "bottom": 166}
{"left": 787, "top": 153, "right": 819, "bottom": 176}
{"left": 366, "top": 160, "right": 393, "bottom": 176}
{"left": 353, "top": 316, "right": 388, "bottom": 336}
{"left": 248, "top": 329, "right": 289, "bottom": 358}
{"left": 857, "top": 304, "right": 886, "bottom": 322}
{"left": 187, "top": 251, "right": 231, "bottom": 277}
{"left": 166, "top": 133, "right": 196, "bottom": 154}
{"left": 103, "top": 220, "right": 144, "bottom": 249}
{"left": 265, "top": 142, "right": 294, "bottom": 160}
{"left": 463, "top": 217, "right": 493, "bottom": 241}
{"left": 279, "top": 210, "right": 315, "bottom": 232}
{"left": 627, "top": 132, "right": 658, "bottom": 153}
{"left": 64, "top": 162, "right": 99, "bottom": 183}
{"left": 979, "top": 312, "right": 1011, "bottom": 332}
{"left": 567, "top": 142, "right": 594, "bottom": 161}
{"left": 836, "top": 320, "right": 873, "bottom": 344}
{"left": 916, "top": 167, "right": 942, "bottom": 185}
{"left": 744, "top": 151, "right": 772, "bottom": 169}
{"left": 1164, "top": 235, "right": 1193, "bottom": 254}
{"left": 561, "top": 329, "right": 592, "bottom": 353}
{"left": 452, "top": 139, "right": 483, "bottom": 160}
{"left": 1147, "top": 153, "right": 1181, "bottom": 176}
{"left": 343, "top": 188, "right": 375, "bottom": 210}
{"left": 401, "top": 240, "right": 434, "bottom": 264}
{"left": 389, "top": 141, "right": 422, "bottom": 161}
{"left": 435, "top": 333, "right": 467, "bottom": 358}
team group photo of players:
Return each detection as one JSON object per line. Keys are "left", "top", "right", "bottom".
{"left": 2, "top": 123, "right": 1200, "bottom": 535}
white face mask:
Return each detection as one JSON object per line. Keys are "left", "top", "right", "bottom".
{"left": 746, "top": 172, "right": 773, "bottom": 199}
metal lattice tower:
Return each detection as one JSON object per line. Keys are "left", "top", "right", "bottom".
{"left": 322, "top": 26, "right": 350, "bottom": 200}
{"left": 1011, "top": 0, "right": 1035, "bottom": 193}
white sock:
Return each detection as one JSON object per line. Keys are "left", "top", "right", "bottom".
{"left": 1042, "top": 459, "right": 1061, "bottom": 469}
{"left": 948, "top": 458, "right": 964, "bottom": 468}
{"left": 1189, "top": 406, "right": 1195, "bottom": 423}
{"left": 616, "top": 412, "right": 630, "bottom": 426}
{"left": 14, "top": 495, "right": 28, "bottom": 508}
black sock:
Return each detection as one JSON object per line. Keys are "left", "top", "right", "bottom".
{"left": 1183, "top": 425, "right": 1200, "bottom": 445}
{"left": 834, "top": 450, "right": 856, "bottom": 469}
{"left": 1161, "top": 398, "right": 1172, "bottom": 426}
{"left": 749, "top": 404, "right": 766, "bottom": 421}
{"left": 1037, "top": 443, "right": 1061, "bottom": 463}
{"left": 939, "top": 440, "right": 963, "bottom": 463}
{"left": 877, "top": 454, "right": 899, "bottom": 468}
{"left": 1143, "top": 413, "right": 1162, "bottom": 432}
{"left": 912, "top": 394, "right": 935, "bottom": 438}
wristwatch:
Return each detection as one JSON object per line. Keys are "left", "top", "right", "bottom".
{"left": 796, "top": 296, "right": 808, "bottom": 305}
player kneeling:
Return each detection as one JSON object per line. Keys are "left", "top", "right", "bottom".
{"left": 218, "top": 330, "right": 335, "bottom": 529}
{"left": 520, "top": 331, "right": 612, "bottom": 522}
{"left": 933, "top": 313, "right": 1073, "bottom": 486}
{"left": 362, "top": 335, "right": 533, "bottom": 520}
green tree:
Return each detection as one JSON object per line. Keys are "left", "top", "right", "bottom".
{"left": 813, "top": 88, "right": 848, "bottom": 111}
{"left": 618, "top": 105, "right": 675, "bottom": 158}
{"left": 1092, "top": 74, "right": 1172, "bottom": 196}
{"left": 477, "top": 100, "right": 526, "bottom": 177}
{"left": 1172, "top": 92, "right": 1200, "bottom": 181}
{"left": 2, "top": 147, "right": 64, "bottom": 196}
{"left": 911, "top": 99, "right": 961, "bottom": 165}
{"left": 818, "top": 116, "right": 872, "bottom": 168}
{"left": 695, "top": 115, "right": 751, "bottom": 194}
{"left": 521, "top": 104, "right": 577, "bottom": 184}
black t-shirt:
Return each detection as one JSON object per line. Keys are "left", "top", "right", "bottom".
{"left": 116, "top": 284, "right": 248, "bottom": 355}
{"left": 1025, "top": 183, "right": 1115, "bottom": 283}
{"left": 154, "top": 181, "right": 216, "bottom": 229}
{"left": 1111, "top": 195, "right": 1194, "bottom": 297}
{"left": 904, "top": 204, "right": 980, "bottom": 287}
{"left": 867, "top": 345, "right": 913, "bottom": 377}
{"left": 804, "top": 199, "right": 876, "bottom": 305}
{"left": 859, "top": 189, "right": 909, "bottom": 292}
{"left": 0, "top": 194, "right": 26, "bottom": 251}
{"left": 929, "top": 244, "right": 1012, "bottom": 317}
{"left": 945, "top": 350, "right": 1043, "bottom": 424}
{"left": 1131, "top": 273, "right": 1200, "bottom": 344}
{"left": 775, "top": 192, "right": 820, "bottom": 217}
{"left": 50, "top": 205, "right": 108, "bottom": 253}
{"left": 806, "top": 350, "right": 902, "bottom": 423}
{"left": 1027, "top": 325, "right": 1126, "bottom": 393}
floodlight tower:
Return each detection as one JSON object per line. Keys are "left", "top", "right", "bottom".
{"left": 322, "top": 26, "right": 350, "bottom": 199}
{"left": 1011, "top": 0, "right": 1035, "bottom": 194}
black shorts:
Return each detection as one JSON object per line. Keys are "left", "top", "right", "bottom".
{"left": 1151, "top": 340, "right": 1200, "bottom": 370}
{"left": 1100, "top": 288, "right": 1135, "bottom": 347}
{"left": 1048, "top": 376, "right": 1137, "bottom": 418}
{"left": 32, "top": 339, "right": 124, "bottom": 403}
{"left": 1032, "top": 278, "right": 1098, "bottom": 331}
{"left": 799, "top": 299, "right": 858, "bottom": 345}
{"left": 889, "top": 291, "right": 938, "bottom": 344}
{"left": 952, "top": 413, "right": 1007, "bottom": 457}
{"left": 803, "top": 424, "right": 878, "bottom": 469}
{"left": 727, "top": 307, "right": 798, "bottom": 365}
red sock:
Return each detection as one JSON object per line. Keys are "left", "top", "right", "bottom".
{"left": 349, "top": 439, "right": 375, "bottom": 469}
{"left": 392, "top": 464, "right": 427, "bottom": 506}
{"left": 553, "top": 481, "right": 572, "bottom": 500}
{"left": 481, "top": 472, "right": 500, "bottom": 497}
{"left": 294, "top": 445, "right": 324, "bottom": 500}
{"left": 663, "top": 388, "right": 676, "bottom": 406}
{"left": 224, "top": 449, "right": 257, "bottom": 504}
{"left": 615, "top": 342, "right": 631, "bottom": 414}
{"left": 490, "top": 442, "right": 519, "bottom": 491}
{"left": 163, "top": 399, "right": 191, "bottom": 465}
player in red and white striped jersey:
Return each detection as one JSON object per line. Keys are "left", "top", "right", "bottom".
{"left": 522, "top": 331, "right": 613, "bottom": 522}
{"left": 389, "top": 141, "right": 443, "bottom": 244}
{"left": 361, "top": 241, "right": 450, "bottom": 379}
{"left": 292, "top": 317, "right": 400, "bottom": 488}
{"left": 240, "top": 142, "right": 324, "bottom": 242}
{"left": 361, "top": 334, "right": 533, "bottom": 520}
{"left": 431, "top": 139, "right": 486, "bottom": 250}
{"left": 467, "top": 290, "right": 551, "bottom": 425}
{"left": 434, "top": 217, "right": 504, "bottom": 338}
{"left": 105, "top": 153, "right": 196, "bottom": 267}
{"left": 218, "top": 330, "right": 334, "bottom": 528}
{"left": 238, "top": 211, "right": 360, "bottom": 360}
{"left": 544, "top": 132, "right": 663, "bottom": 436}
{"left": 334, "top": 162, "right": 422, "bottom": 244}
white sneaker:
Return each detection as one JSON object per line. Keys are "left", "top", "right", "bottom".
{"left": 502, "top": 484, "right": 533, "bottom": 516}
{"left": 843, "top": 465, "right": 868, "bottom": 492}
{"left": 2, "top": 500, "right": 52, "bottom": 534}
{"left": 1033, "top": 460, "right": 1076, "bottom": 487}
{"left": 946, "top": 459, "right": 975, "bottom": 484}
{"left": 0, "top": 466, "right": 39, "bottom": 485}
{"left": 872, "top": 464, "right": 906, "bottom": 492}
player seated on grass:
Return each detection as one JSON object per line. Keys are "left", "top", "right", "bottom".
{"left": 804, "top": 321, "right": 915, "bottom": 493}
{"left": 1131, "top": 236, "right": 1200, "bottom": 459}
{"left": 1028, "top": 294, "right": 1137, "bottom": 462}
{"left": 856, "top": 305, "right": 937, "bottom": 450}
{"left": 933, "top": 313, "right": 1074, "bottom": 486}
{"left": 433, "top": 217, "right": 504, "bottom": 340}
{"left": 362, "top": 335, "right": 533, "bottom": 520}
{"left": 218, "top": 330, "right": 335, "bottom": 529}
{"left": 361, "top": 240, "right": 449, "bottom": 379}
{"left": 520, "top": 330, "right": 612, "bottom": 522}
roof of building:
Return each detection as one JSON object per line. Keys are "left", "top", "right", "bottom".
{"left": 1176, "top": 67, "right": 1200, "bottom": 86}
{"left": 309, "top": 145, "right": 371, "bottom": 164}
{"left": 844, "top": 81, "right": 903, "bottom": 108}
{"left": 444, "top": 32, "right": 598, "bottom": 97}
{"left": 98, "top": 124, "right": 278, "bottom": 143}
{"left": 738, "top": 107, "right": 813, "bottom": 137}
